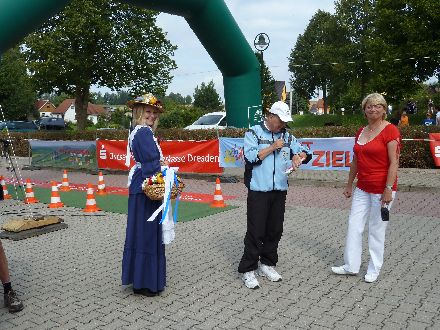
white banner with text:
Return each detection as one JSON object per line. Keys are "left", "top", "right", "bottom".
{"left": 219, "top": 137, "right": 355, "bottom": 171}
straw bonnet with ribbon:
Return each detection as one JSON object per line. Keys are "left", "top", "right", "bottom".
{"left": 127, "top": 93, "right": 164, "bottom": 112}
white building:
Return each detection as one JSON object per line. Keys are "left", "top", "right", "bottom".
{"left": 54, "top": 99, "right": 106, "bottom": 124}
{"left": 35, "top": 99, "right": 56, "bottom": 118}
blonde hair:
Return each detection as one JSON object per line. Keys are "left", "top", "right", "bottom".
{"left": 361, "top": 93, "right": 388, "bottom": 120}
{"left": 131, "top": 104, "right": 160, "bottom": 130}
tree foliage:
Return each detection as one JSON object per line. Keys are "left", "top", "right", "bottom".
{"left": 289, "top": 10, "right": 349, "bottom": 113}
{"left": 288, "top": 0, "right": 440, "bottom": 113}
{"left": 24, "top": 0, "right": 177, "bottom": 130}
{"left": 90, "top": 90, "right": 131, "bottom": 105}
{"left": 164, "top": 92, "right": 192, "bottom": 105}
{"left": 255, "top": 52, "right": 277, "bottom": 111}
{"left": 193, "top": 80, "right": 223, "bottom": 113}
{"left": 0, "top": 47, "right": 36, "bottom": 120}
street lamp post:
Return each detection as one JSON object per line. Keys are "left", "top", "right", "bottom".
{"left": 253, "top": 33, "right": 270, "bottom": 58}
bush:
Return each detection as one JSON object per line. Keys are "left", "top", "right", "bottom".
{"left": 1, "top": 125, "right": 439, "bottom": 168}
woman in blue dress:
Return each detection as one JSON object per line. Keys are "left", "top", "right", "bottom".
{"left": 122, "top": 93, "right": 168, "bottom": 296}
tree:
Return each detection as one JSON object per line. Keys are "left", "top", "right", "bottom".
{"left": 372, "top": 0, "right": 440, "bottom": 102}
{"left": 0, "top": 47, "right": 36, "bottom": 120}
{"left": 290, "top": 90, "right": 309, "bottom": 114}
{"left": 24, "top": 0, "right": 177, "bottom": 130}
{"left": 289, "top": 10, "right": 349, "bottom": 113}
{"left": 165, "top": 92, "right": 192, "bottom": 105}
{"left": 255, "top": 52, "right": 277, "bottom": 111}
{"left": 193, "top": 80, "right": 223, "bottom": 112}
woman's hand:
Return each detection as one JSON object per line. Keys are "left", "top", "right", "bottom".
{"left": 160, "top": 159, "right": 169, "bottom": 166}
{"left": 381, "top": 188, "right": 393, "bottom": 206}
{"left": 343, "top": 184, "right": 352, "bottom": 198}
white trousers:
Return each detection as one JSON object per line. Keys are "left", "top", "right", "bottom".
{"left": 344, "top": 187, "right": 396, "bottom": 275}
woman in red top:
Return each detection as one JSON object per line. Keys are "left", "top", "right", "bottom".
{"left": 332, "top": 93, "right": 401, "bottom": 283}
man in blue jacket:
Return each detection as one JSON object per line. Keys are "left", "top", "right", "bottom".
{"left": 238, "top": 101, "right": 311, "bottom": 289}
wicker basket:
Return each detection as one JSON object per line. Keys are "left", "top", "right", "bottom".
{"left": 143, "top": 181, "right": 185, "bottom": 201}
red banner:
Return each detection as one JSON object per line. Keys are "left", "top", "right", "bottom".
{"left": 429, "top": 133, "right": 440, "bottom": 167}
{"left": 97, "top": 139, "right": 222, "bottom": 173}
{"left": 161, "top": 140, "right": 222, "bottom": 173}
{"left": 97, "top": 140, "right": 134, "bottom": 170}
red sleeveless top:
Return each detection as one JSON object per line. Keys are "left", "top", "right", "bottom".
{"left": 354, "top": 124, "right": 401, "bottom": 194}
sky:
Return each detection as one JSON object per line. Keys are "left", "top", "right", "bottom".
{"left": 154, "top": 0, "right": 336, "bottom": 100}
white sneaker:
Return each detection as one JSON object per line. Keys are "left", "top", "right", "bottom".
{"left": 258, "top": 264, "right": 282, "bottom": 282}
{"left": 331, "top": 265, "right": 357, "bottom": 275}
{"left": 364, "top": 273, "right": 379, "bottom": 283}
{"left": 242, "top": 271, "right": 260, "bottom": 289}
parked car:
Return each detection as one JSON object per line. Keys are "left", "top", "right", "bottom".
{"left": 0, "top": 121, "right": 39, "bottom": 132}
{"left": 36, "top": 117, "right": 65, "bottom": 130}
{"left": 184, "top": 112, "right": 227, "bottom": 130}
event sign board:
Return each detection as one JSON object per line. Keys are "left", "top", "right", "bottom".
{"left": 219, "top": 137, "right": 355, "bottom": 171}
{"left": 97, "top": 140, "right": 134, "bottom": 170}
{"left": 97, "top": 139, "right": 223, "bottom": 173}
{"left": 29, "top": 140, "right": 97, "bottom": 170}
{"left": 429, "top": 133, "right": 440, "bottom": 167}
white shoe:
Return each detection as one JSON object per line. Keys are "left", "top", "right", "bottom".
{"left": 364, "top": 273, "right": 378, "bottom": 283}
{"left": 331, "top": 265, "right": 357, "bottom": 275}
{"left": 258, "top": 264, "right": 282, "bottom": 282}
{"left": 242, "top": 271, "right": 260, "bottom": 289}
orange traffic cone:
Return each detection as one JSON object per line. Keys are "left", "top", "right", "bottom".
{"left": 82, "top": 183, "right": 101, "bottom": 212}
{"left": 210, "top": 177, "right": 226, "bottom": 208}
{"left": 0, "top": 176, "right": 11, "bottom": 199}
{"left": 59, "top": 169, "right": 71, "bottom": 191}
{"left": 24, "top": 178, "right": 39, "bottom": 204}
{"left": 48, "top": 181, "right": 64, "bottom": 208}
{"left": 96, "top": 171, "right": 107, "bottom": 195}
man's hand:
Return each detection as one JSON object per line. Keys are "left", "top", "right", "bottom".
{"left": 271, "top": 139, "right": 284, "bottom": 151}
{"left": 291, "top": 154, "right": 303, "bottom": 171}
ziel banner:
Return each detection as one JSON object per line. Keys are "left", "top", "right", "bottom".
{"left": 30, "top": 140, "right": 97, "bottom": 170}
{"left": 219, "top": 137, "right": 355, "bottom": 171}
{"left": 97, "top": 139, "right": 223, "bottom": 173}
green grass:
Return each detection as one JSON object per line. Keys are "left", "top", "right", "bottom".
{"left": 7, "top": 185, "right": 236, "bottom": 222}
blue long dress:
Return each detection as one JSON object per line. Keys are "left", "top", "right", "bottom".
{"left": 121, "top": 125, "right": 166, "bottom": 292}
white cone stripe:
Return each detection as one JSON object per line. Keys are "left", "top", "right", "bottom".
{"left": 86, "top": 199, "right": 96, "bottom": 206}
{"left": 213, "top": 195, "right": 224, "bottom": 201}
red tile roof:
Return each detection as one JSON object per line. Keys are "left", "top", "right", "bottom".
{"left": 35, "top": 99, "right": 50, "bottom": 111}
{"left": 54, "top": 99, "right": 105, "bottom": 115}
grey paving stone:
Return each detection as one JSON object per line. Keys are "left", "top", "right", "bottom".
{"left": 0, "top": 167, "right": 439, "bottom": 330}
{"left": 311, "top": 314, "right": 340, "bottom": 328}
{"left": 406, "top": 320, "right": 430, "bottom": 330}
{"left": 289, "top": 314, "right": 317, "bottom": 328}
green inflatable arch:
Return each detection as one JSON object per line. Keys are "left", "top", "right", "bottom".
{"left": 0, "top": 0, "right": 261, "bottom": 128}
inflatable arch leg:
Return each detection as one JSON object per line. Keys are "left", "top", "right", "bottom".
{"left": 0, "top": 0, "right": 261, "bottom": 128}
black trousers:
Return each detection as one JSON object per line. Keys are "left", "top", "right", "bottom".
{"left": 238, "top": 189, "right": 287, "bottom": 273}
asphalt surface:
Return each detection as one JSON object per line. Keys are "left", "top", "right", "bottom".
{"left": 0, "top": 159, "right": 439, "bottom": 329}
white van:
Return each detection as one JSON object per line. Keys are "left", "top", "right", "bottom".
{"left": 184, "top": 111, "right": 227, "bottom": 130}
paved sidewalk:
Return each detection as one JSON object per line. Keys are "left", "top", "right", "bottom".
{"left": 0, "top": 163, "right": 439, "bottom": 329}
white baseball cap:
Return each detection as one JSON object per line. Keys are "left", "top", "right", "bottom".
{"left": 269, "top": 101, "right": 292, "bottom": 123}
